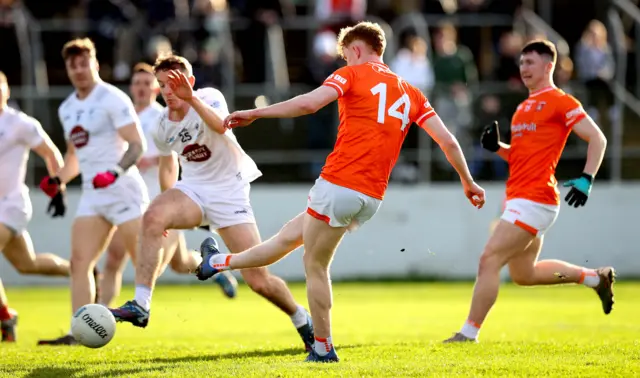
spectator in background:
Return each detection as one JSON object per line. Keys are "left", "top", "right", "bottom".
{"left": 192, "top": 37, "right": 223, "bottom": 89}
{"left": 239, "top": 0, "right": 294, "bottom": 83}
{"left": 431, "top": 23, "right": 477, "bottom": 171}
{"left": 306, "top": 30, "right": 342, "bottom": 178}
{"left": 145, "top": 35, "right": 173, "bottom": 63}
{"left": 495, "top": 30, "right": 525, "bottom": 90}
{"left": 390, "top": 35, "right": 434, "bottom": 95}
{"left": 470, "top": 94, "right": 509, "bottom": 180}
{"left": 0, "top": 0, "right": 21, "bottom": 86}
{"left": 575, "top": 20, "right": 617, "bottom": 128}
{"left": 188, "top": 0, "right": 228, "bottom": 88}
{"left": 555, "top": 56, "right": 575, "bottom": 95}
{"left": 315, "top": 0, "right": 366, "bottom": 34}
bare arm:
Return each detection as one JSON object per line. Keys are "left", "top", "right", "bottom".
{"left": 420, "top": 115, "right": 474, "bottom": 184}
{"left": 186, "top": 95, "right": 226, "bottom": 134}
{"left": 158, "top": 153, "right": 179, "bottom": 192}
{"left": 116, "top": 123, "right": 147, "bottom": 173}
{"left": 31, "top": 134, "right": 64, "bottom": 177}
{"left": 572, "top": 117, "right": 607, "bottom": 176}
{"left": 253, "top": 86, "right": 338, "bottom": 119}
{"left": 496, "top": 142, "right": 511, "bottom": 161}
{"left": 56, "top": 141, "right": 80, "bottom": 184}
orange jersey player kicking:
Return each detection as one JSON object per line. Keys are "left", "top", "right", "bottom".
{"left": 444, "top": 40, "right": 615, "bottom": 344}
{"left": 194, "top": 21, "right": 485, "bottom": 363}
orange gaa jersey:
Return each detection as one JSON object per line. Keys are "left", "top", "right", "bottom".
{"left": 321, "top": 62, "right": 436, "bottom": 199}
{"left": 506, "top": 86, "right": 587, "bottom": 205}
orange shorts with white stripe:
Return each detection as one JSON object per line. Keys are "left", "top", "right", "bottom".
{"left": 500, "top": 198, "right": 559, "bottom": 237}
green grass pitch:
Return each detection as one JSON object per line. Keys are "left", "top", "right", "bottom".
{"left": 0, "top": 282, "right": 638, "bottom": 377}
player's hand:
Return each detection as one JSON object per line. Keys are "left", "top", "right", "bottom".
{"left": 563, "top": 173, "right": 592, "bottom": 208}
{"left": 167, "top": 69, "right": 193, "bottom": 101}
{"left": 463, "top": 181, "right": 486, "bottom": 209}
{"left": 92, "top": 170, "right": 119, "bottom": 189}
{"left": 47, "top": 191, "right": 66, "bottom": 218}
{"left": 480, "top": 121, "right": 500, "bottom": 152}
{"left": 225, "top": 110, "right": 258, "bottom": 129}
{"left": 39, "top": 176, "right": 61, "bottom": 198}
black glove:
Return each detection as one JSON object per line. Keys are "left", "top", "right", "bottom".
{"left": 480, "top": 121, "right": 501, "bottom": 152}
{"left": 47, "top": 191, "right": 66, "bottom": 217}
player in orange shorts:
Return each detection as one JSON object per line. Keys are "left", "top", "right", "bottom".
{"left": 444, "top": 40, "right": 614, "bottom": 343}
{"left": 195, "top": 21, "right": 486, "bottom": 362}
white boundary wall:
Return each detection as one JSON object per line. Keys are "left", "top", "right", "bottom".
{"left": 1, "top": 183, "right": 638, "bottom": 285}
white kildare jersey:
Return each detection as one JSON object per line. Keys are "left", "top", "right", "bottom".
{"left": 152, "top": 87, "right": 261, "bottom": 187}
{"left": 139, "top": 102, "right": 164, "bottom": 159}
{"left": 0, "top": 107, "right": 47, "bottom": 197}
{"left": 58, "top": 81, "right": 143, "bottom": 189}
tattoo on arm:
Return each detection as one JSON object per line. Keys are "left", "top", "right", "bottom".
{"left": 117, "top": 141, "right": 143, "bottom": 171}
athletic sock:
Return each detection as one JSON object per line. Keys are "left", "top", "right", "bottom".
{"left": 579, "top": 269, "right": 600, "bottom": 288}
{"left": 460, "top": 319, "right": 480, "bottom": 340}
{"left": 313, "top": 335, "right": 333, "bottom": 356}
{"left": 290, "top": 305, "right": 308, "bottom": 328}
{"left": 208, "top": 254, "right": 232, "bottom": 271}
{"left": 134, "top": 285, "right": 152, "bottom": 311}
{"left": 0, "top": 305, "right": 11, "bottom": 321}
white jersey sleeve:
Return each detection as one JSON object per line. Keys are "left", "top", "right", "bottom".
{"left": 139, "top": 102, "right": 164, "bottom": 158}
{"left": 197, "top": 87, "right": 230, "bottom": 117}
{"left": 18, "top": 114, "right": 47, "bottom": 148}
{"left": 107, "top": 90, "right": 139, "bottom": 129}
{"left": 151, "top": 117, "right": 174, "bottom": 157}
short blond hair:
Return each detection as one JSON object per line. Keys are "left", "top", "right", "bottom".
{"left": 337, "top": 21, "right": 386, "bottom": 59}
{"left": 62, "top": 38, "right": 97, "bottom": 61}
{"left": 133, "top": 62, "right": 154, "bottom": 75}
{"left": 153, "top": 54, "right": 193, "bottom": 76}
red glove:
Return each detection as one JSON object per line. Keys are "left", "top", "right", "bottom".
{"left": 92, "top": 170, "right": 119, "bottom": 189}
{"left": 39, "top": 176, "right": 61, "bottom": 198}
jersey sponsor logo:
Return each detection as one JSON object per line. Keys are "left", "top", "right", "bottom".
{"left": 70, "top": 125, "right": 89, "bottom": 148}
{"left": 511, "top": 123, "right": 536, "bottom": 138}
{"left": 182, "top": 143, "right": 211, "bottom": 162}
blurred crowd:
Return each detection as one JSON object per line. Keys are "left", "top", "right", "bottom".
{"left": 0, "top": 0, "right": 619, "bottom": 181}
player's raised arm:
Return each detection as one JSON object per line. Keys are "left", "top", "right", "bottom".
{"left": 255, "top": 86, "right": 339, "bottom": 118}
{"left": 419, "top": 114, "right": 485, "bottom": 208}
{"left": 571, "top": 116, "right": 607, "bottom": 177}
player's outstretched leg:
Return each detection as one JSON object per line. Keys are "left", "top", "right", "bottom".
{"left": 110, "top": 189, "right": 203, "bottom": 328}
{"left": 0, "top": 279, "right": 17, "bottom": 342}
{"left": 507, "top": 237, "right": 615, "bottom": 314}
{"left": 445, "top": 220, "right": 534, "bottom": 343}
{"left": 169, "top": 229, "right": 237, "bottom": 299}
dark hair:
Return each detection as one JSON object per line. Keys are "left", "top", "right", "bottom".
{"left": 153, "top": 54, "right": 192, "bottom": 76}
{"left": 521, "top": 40, "right": 557, "bottom": 64}
{"left": 133, "top": 62, "right": 154, "bottom": 75}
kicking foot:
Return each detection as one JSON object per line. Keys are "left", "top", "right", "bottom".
{"left": 593, "top": 266, "right": 615, "bottom": 314}
{"left": 109, "top": 300, "right": 150, "bottom": 328}
{"left": 37, "top": 334, "right": 78, "bottom": 346}
{"left": 213, "top": 271, "right": 238, "bottom": 299}
{"left": 296, "top": 310, "right": 315, "bottom": 352}
{"left": 195, "top": 236, "right": 223, "bottom": 281}
{"left": 305, "top": 348, "right": 340, "bottom": 363}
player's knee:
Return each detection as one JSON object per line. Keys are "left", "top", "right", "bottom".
{"left": 243, "top": 270, "right": 272, "bottom": 297}
{"left": 508, "top": 267, "right": 535, "bottom": 286}
{"left": 142, "top": 206, "right": 168, "bottom": 235}
{"left": 477, "top": 251, "right": 502, "bottom": 275}
{"left": 104, "top": 252, "right": 125, "bottom": 273}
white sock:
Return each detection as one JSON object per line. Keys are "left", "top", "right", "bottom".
{"left": 290, "top": 305, "right": 308, "bottom": 328}
{"left": 313, "top": 335, "right": 333, "bottom": 356}
{"left": 134, "top": 285, "right": 152, "bottom": 311}
{"left": 580, "top": 269, "right": 600, "bottom": 288}
{"left": 208, "top": 254, "right": 232, "bottom": 271}
{"left": 460, "top": 320, "right": 480, "bottom": 340}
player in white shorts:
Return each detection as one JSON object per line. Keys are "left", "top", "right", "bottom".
{"left": 0, "top": 71, "right": 75, "bottom": 342}
{"left": 109, "top": 54, "right": 315, "bottom": 352}
{"left": 38, "top": 38, "right": 148, "bottom": 345}
{"left": 99, "top": 63, "right": 237, "bottom": 306}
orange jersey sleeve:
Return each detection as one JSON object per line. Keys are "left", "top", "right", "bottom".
{"left": 319, "top": 62, "right": 436, "bottom": 199}
{"left": 506, "top": 87, "right": 587, "bottom": 205}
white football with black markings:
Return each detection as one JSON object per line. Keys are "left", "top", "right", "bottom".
{"left": 71, "top": 304, "right": 116, "bottom": 348}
